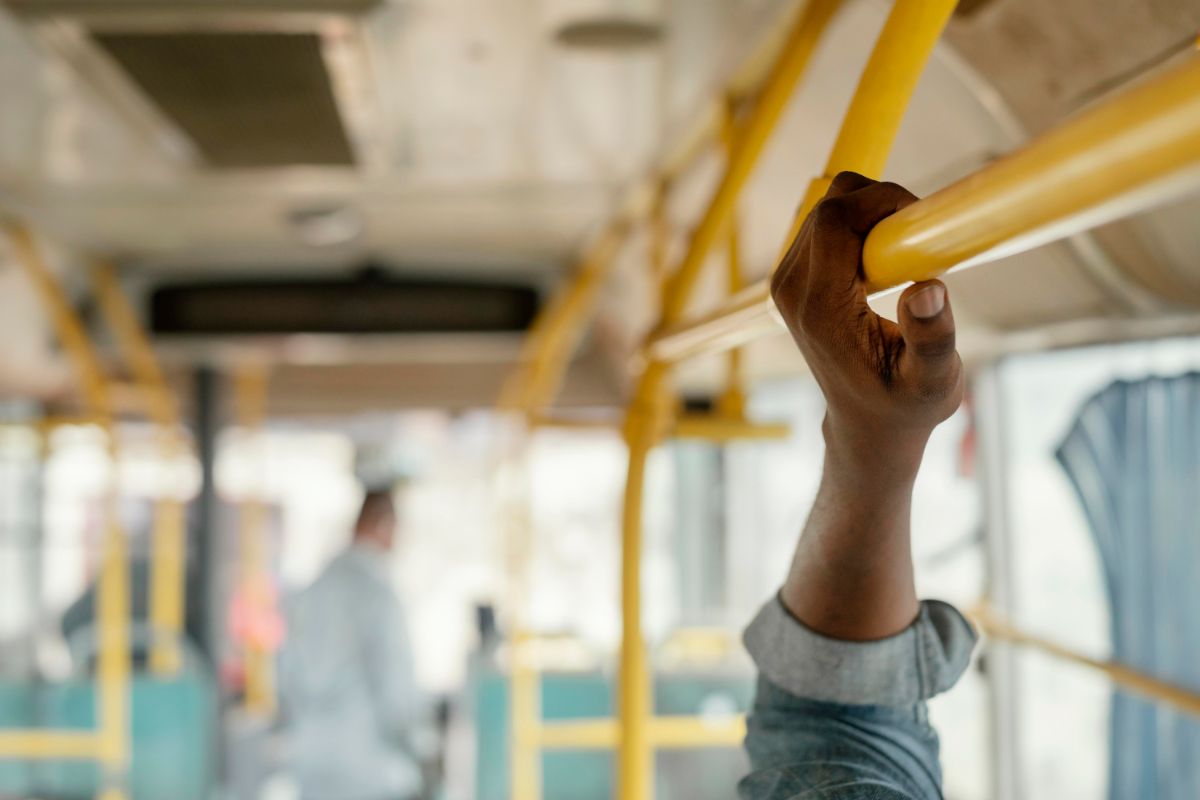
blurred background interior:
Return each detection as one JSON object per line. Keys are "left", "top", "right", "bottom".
{"left": 1, "top": 0, "right": 1200, "bottom": 798}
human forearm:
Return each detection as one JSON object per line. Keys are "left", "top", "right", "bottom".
{"left": 769, "top": 172, "right": 962, "bottom": 643}
{"left": 780, "top": 422, "right": 927, "bottom": 641}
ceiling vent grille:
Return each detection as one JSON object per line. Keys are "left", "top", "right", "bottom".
{"left": 94, "top": 31, "right": 355, "bottom": 168}
{"left": 5, "top": 0, "right": 382, "bottom": 168}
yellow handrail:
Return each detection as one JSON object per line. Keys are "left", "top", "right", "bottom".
{"left": 658, "top": 0, "right": 844, "bottom": 326}
{"left": 499, "top": 0, "right": 842, "bottom": 417}
{"left": 92, "top": 263, "right": 187, "bottom": 677}
{"left": 4, "top": 223, "right": 131, "bottom": 800}
{"left": 648, "top": 54, "right": 1200, "bottom": 364}
{"left": 973, "top": 605, "right": 1200, "bottom": 717}
{"left": 617, "top": 2, "right": 956, "bottom": 797}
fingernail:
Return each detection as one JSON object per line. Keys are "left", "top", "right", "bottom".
{"left": 908, "top": 285, "right": 945, "bottom": 319}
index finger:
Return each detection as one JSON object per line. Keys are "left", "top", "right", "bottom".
{"left": 806, "top": 179, "right": 918, "bottom": 302}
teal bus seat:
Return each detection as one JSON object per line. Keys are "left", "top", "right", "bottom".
{"left": 473, "top": 668, "right": 753, "bottom": 800}
{"left": 0, "top": 635, "right": 217, "bottom": 800}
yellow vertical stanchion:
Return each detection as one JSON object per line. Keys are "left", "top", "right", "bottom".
{"left": 657, "top": 0, "right": 843, "bottom": 324}
{"left": 616, "top": 1, "right": 842, "bottom": 796}
{"left": 618, "top": 1, "right": 958, "bottom": 796}
{"left": 5, "top": 224, "right": 130, "bottom": 800}
{"left": 92, "top": 264, "right": 187, "bottom": 677}
{"left": 616, "top": 361, "right": 671, "bottom": 800}
{"left": 785, "top": 0, "right": 960, "bottom": 250}
{"left": 234, "top": 365, "right": 275, "bottom": 715}
{"left": 94, "top": 488, "right": 130, "bottom": 800}
{"left": 510, "top": 630, "right": 540, "bottom": 800}
{"left": 503, "top": 424, "right": 542, "bottom": 800}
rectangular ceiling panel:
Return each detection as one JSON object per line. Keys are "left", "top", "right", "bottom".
{"left": 94, "top": 31, "right": 355, "bottom": 167}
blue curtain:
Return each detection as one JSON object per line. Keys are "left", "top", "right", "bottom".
{"left": 1057, "top": 374, "right": 1200, "bottom": 800}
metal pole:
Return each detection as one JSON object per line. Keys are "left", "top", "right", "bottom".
{"left": 647, "top": 54, "right": 1200, "bottom": 364}
{"left": 974, "top": 605, "right": 1200, "bottom": 718}
{"left": 498, "top": 0, "right": 841, "bottom": 419}
{"left": 193, "top": 366, "right": 221, "bottom": 667}
{"left": 658, "top": 0, "right": 843, "bottom": 326}
{"left": 616, "top": 362, "right": 671, "bottom": 800}
{"left": 975, "top": 365, "right": 1022, "bottom": 800}
{"left": 92, "top": 264, "right": 187, "bottom": 677}
{"left": 4, "top": 224, "right": 130, "bottom": 800}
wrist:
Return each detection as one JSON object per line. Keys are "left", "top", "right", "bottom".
{"left": 821, "top": 413, "right": 929, "bottom": 487}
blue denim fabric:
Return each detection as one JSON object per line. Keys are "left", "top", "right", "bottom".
{"left": 740, "top": 598, "right": 977, "bottom": 799}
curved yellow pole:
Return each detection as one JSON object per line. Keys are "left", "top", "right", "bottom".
{"left": 617, "top": 4, "right": 956, "bottom": 798}
{"left": 92, "top": 264, "right": 186, "bottom": 677}
{"left": 616, "top": 362, "right": 671, "bottom": 800}
{"left": 647, "top": 53, "right": 1200, "bottom": 365}
{"left": 659, "top": 0, "right": 843, "bottom": 325}
{"left": 863, "top": 53, "right": 1200, "bottom": 291}
{"left": 498, "top": 0, "right": 839, "bottom": 420}
{"left": 785, "top": 0, "right": 960, "bottom": 251}
{"left": 5, "top": 224, "right": 130, "bottom": 800}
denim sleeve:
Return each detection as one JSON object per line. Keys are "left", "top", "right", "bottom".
{"left": 739, "top": 598, "right": 977, "bottom": 800}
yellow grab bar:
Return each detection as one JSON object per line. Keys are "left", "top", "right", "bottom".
{"left": 648, "top": 54, "right": 1200, "bottom": 364}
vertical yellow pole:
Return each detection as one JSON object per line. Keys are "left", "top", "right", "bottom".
{"left": 510, "top": 631, "right": 540, "bottom": 800}
{"left": 786, "top": 0, "right": 961, "bottom": 248}
{"left": 615, "top": 2, "right": 844, "bottom": 797}
{"left": 501, "top": 417, "right": 541, "bottom": 800}
{"left": 92, "top": 264, "right": 186, "bottom": 677}
{"left": 616, "top": 362, "right": 670, "bottom": 800}
{"left": 5, "top": 224, "right": 130, "bottom": 800}
{"left": 94, "top": 484, "right": 130, "bottom": 800}
{"left": 234, "top": 366, "right": 275, "bottom": 715}
{"left": 146, "top": 498, "right": 185, "bottom": 675}
{"left": 658, "top": 0, "right": 843, "bottom": 324}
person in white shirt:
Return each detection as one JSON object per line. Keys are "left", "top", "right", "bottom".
{"left": 279, "top": 489, "right": 425, "bottom": 800}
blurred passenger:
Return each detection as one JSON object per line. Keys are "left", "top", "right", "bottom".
{"left": 740, "top": 173, "right": 974, "bottom": 799}
{"left": 279, "top": 489, "right": 425, "bottom": 800}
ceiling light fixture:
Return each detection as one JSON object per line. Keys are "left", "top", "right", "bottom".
{"left": 286, "top": 203, "right": 364, "bottom": 248}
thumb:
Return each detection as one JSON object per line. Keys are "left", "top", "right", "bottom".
{"left": 897, "top": 280, "right": 960, "bottom": 399}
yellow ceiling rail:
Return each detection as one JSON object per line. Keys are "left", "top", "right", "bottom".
{"left": 616, "top": 3, "right": 955, "bottom": 798}
{"left": 658, "top": 0, "right": 843, "bottom": 326}
{"left": 973, "top": 605, "right": 1200, "bottom": 717}
{"left": 6, "top": 225, "right": 112, "bottom": 418}
{"left": 862, "top": 52, "right": 1200, "bottom": 290}
{"left": 4, "top": 223, "right": 131, "bottom": 800}
{"left": 648, "top": 53, "right": 1200, "bottom": 364}
{"left": 499, "top": 220, "right": 632, "bottom": 416}
{"left": 92, "top": 263, "right": 187, "bottom": 677}
{"left": 499, "top": 0, "right": 842, "bottom": 418}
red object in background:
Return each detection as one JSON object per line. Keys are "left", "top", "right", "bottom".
{"left": 228, "top": 577, "right": 287, "bottom": 650}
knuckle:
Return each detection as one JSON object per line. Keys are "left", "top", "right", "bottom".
{"left": 812, "top": 197, "right": 847, "bottom": 227}
{"left": 911, "top": 333, "right": 957, "bottom": 362}
{"left": 830, "top": 170, "right": 866, "bottom": 191}
{"left": 877, "top": 180, "right": 918, "bottom": 204}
